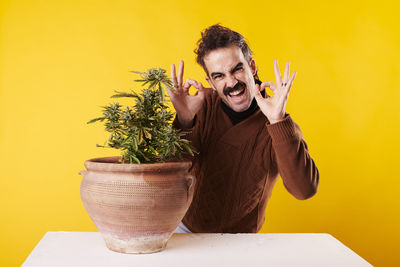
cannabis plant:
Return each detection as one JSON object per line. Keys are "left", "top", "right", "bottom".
{"left": 87, "top": 68, "right": 195, "bottom": 164}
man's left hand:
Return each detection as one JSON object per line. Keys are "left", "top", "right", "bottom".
{"left": 252, "top": 60, "right": 297, "bottom": 124}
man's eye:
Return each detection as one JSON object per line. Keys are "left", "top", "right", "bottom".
{"left": 234, "top": 67, "right": 243, "bottom": 72}
{"left": 214, "top": 75, "right": 222, "bottom": 80}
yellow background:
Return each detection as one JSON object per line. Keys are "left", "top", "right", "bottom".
{"left": 1, "top": 0, "right": 399, "bottom": 266}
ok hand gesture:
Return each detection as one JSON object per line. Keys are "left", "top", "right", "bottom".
{"left": 252, "top": 60, "right": 297, "bottom": 124}
{"left": 166, "top": 60, "right": 209, "bottom": 128}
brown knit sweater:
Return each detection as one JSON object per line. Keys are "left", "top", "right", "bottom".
{"left": 173, "top": 90, "right": 319, "bottom": 233}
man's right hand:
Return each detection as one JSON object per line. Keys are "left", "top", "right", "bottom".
{"left": 166, "top": 60, "right": 208, "bottom": 128}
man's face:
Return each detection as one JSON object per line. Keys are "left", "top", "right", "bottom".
{"left": 204, "top": 44, "right": 257, "bottom": 112}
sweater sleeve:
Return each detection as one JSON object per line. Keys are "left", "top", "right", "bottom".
{"left": 266, "top": 114, "right": 320, "bottom": 200}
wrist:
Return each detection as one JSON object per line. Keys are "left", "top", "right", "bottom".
{"left": 268, "top": 115, "right": 286, "bottom": 124}
{"left": 177, "top": 114, "right": 195, "bottom": 128}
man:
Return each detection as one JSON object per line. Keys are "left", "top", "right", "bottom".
{"left": 166, "top": 24, "right": 319, "bottom": 233}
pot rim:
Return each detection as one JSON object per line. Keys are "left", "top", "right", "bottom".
{"left": 84, "top": 156, "right": 192, "bottom": 173}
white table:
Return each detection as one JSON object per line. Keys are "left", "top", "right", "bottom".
{"left": 22, "top": 232, "right": 372, "bottom": 267}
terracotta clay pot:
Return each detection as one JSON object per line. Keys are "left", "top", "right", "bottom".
{"left": 79, "top": 156, "right": 195, "bottom": 254}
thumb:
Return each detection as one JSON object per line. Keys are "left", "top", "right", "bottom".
{"left": 253, "top": 84, "right": 263, "bottom": 100}
{"left": 194, "top": 81, "right": 205, "bottom": 91}
{"left": 193, "top": 82, "right": 207, "bottom": 97}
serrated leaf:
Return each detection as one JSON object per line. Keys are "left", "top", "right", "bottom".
{"left": 129, "top": 70, "right": 145, "bottom": 75}
{"left": 132, "top": 156, "right": 141, "bottom": 164}
{"left": 148, "top": 80, "right": 157, "bottom": 89}
{"left": 180, "top": 139, "right": 190, "bottom": 144}
{"left": 133, "top": 136, "right": 138, "bottom": 151}
{"left": 173, "top": 141, "right": 182, "bottom": 149}
{"left": 158, "top": 83, "right": 165, "bottom": 102}
{"left": 182, "top": 143, "right": 194, "bottom": 156}
{"left": 111, "top": 90, "right": 138, "bottom": 98}
{"left": 87, "top": 117, "right": 104, "bottom": 124}
{"left": 161, "top": 80, "right": 173, "bottom": 87}
{"left": 137, "top": 150, "right": 150, "bottom": 162}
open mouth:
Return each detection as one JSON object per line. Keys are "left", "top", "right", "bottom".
{"left": 229, "top": 88, "right": 244, "bottom": 97}
{"left": 225, "top": 82, "right": 246, "bottom": 98}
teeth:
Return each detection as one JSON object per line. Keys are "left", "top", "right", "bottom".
{"left": 229, "top": 88, "right": 244, "bottom": 96}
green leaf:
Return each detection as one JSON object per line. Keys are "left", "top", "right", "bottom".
{"left": 148, "top": 146, "right": 156, "bottom": 154}
{"left": 129, "top": 70, "right": 145, "bottom": 75}
{"left": 173, "top": 141, "right": 182, "bottom": 149}
{"left": 111, "top": 90, "right": 139, "bottom": 98}
{"left": 182, "top": 143, "right": 194, "bottom": 156}
{"left": 158, "top": 83, "right": 165, "bottom": 102}
{"left": 132, "top": 156, "right": 141, "bottom": 164}
{"left": 133, "top": 136, "right": 138, "bottom": 151}
{"left": 137, "top": 129, "right": 143, "bottom": 144}
{"left": 87, "top": 117, "right": 104, "bottom": 124}
{"left": 137, "top": 150, "right": 150, "bottom": 162}
{"left": 148, "top": 80, "right": 157, "bottom": 89}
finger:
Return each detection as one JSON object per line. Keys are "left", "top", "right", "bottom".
{"left": 193, "top": 81, "right": 205, "bottom": 91}
{"left": 273, "top": 59, "right": 282, "bottom": 87}
{"left": 283, "top": 62, "right": 290, "bottom": 83}
{"left": 260, "top": 83, "right": 271, "bottom": 98}
{"left": 194, "top": 82, "right": 206, "bottom": 97}
{"left": 261, "top": 81, "right": 277, "bottom": 94}
{"left": 183, "top": 79, "right": 195, "bottom": 93}
{"left": 171, "top": 64, "right": 178, "bottom": 89}
{"left": 286, "top": 71, "right": 297, "bottom": 94}
{"left": 178, "top": 60, "right": 184, "bottom": 88}
{"left": 184, "top": 79, "right": 205, "bottom": 93}
{"left": 253, "top": 84, "right": 263, "bottom": 101}
{"left": 253, "top": 83, "right": 271, "bottom": 100}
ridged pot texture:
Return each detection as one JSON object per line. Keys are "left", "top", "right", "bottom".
{"left": 79, "top": 156, "right": 195, "bottom": 254}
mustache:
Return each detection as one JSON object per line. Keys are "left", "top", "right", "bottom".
{"left": 223, "top": 81, "right": 246, "bottom": 96}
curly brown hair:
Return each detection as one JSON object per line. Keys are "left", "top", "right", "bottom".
{"left": 194, "top": 24, "right": 256, "bottom": 79}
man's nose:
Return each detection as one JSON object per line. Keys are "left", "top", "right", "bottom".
{"left": 226, "top": 74, "right": 238, "bottom": 88}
